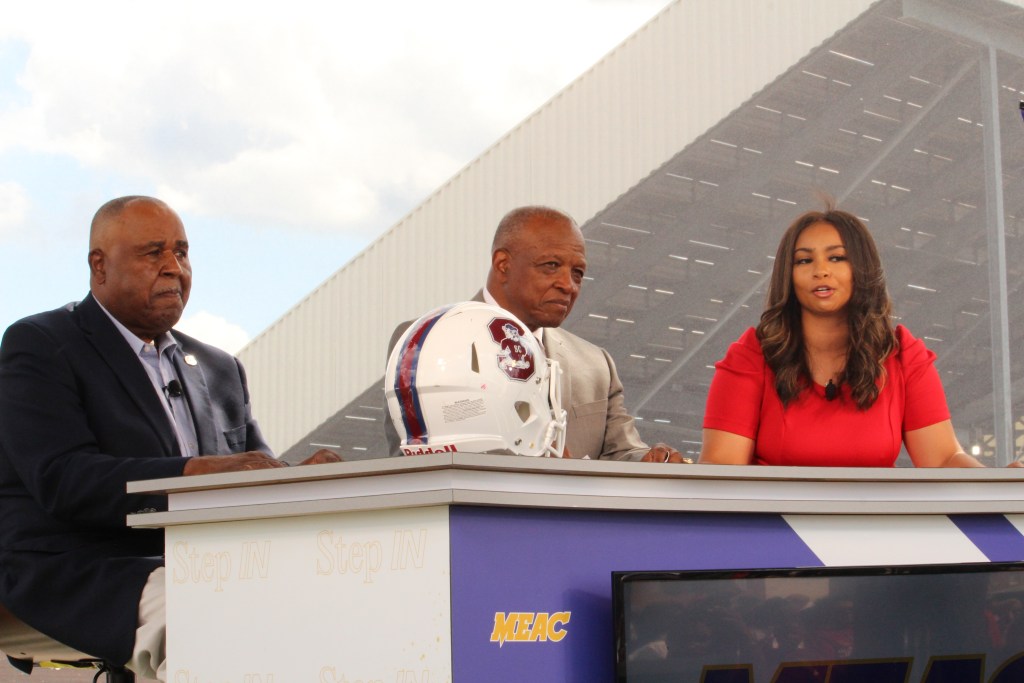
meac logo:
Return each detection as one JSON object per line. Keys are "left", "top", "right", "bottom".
{"left": 489, "top": 611, "right": 570, "bottom": 646}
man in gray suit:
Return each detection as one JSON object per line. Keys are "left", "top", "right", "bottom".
{"left": 388, "top": 206, "right": 685, "bottom": 463}
{"left": 483, "top": 206, "right": 684, "bottom": 462}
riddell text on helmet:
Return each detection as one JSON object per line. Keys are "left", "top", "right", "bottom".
{"left": 401, "top": 444, "right": 459, "bottom": 456}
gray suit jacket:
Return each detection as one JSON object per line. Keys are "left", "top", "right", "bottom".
{"left": 385, "top": 292, "right": 648, "bottom": 461}
{"left": 542, "top": 325, "right": 648, "bottom": 461}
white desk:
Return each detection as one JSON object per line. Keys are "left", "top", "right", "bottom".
{"left": 128, "top": 455, "right": 1024, "bottom": 683}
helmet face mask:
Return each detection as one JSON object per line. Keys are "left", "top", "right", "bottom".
{"left": 385, "top": 302, "right": 567, "bottom": 457}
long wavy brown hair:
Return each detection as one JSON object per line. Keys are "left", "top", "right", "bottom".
{"left": 756, "top": 206, "right": 896, "bottom": 408}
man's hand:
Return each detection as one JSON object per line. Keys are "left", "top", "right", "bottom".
{"left": 183, "top": 451, "right": 284, "bottom": 476}
{"left": 640, "top": 443, "right": 691, "bottom": 464}
{"left": 298, "top": 448, "right": 343, "bottom": 465}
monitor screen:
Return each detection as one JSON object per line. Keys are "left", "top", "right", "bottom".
{"left": 613, "top": 563, "right": 1024, "bottom": 683}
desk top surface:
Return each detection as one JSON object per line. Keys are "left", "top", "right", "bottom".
{"left": 126, "top": 454, "right": 1024, "bottom": 528}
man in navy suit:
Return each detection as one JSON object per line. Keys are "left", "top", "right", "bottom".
{"left": 0, "top": 196, "right": 337, "bottom": 680}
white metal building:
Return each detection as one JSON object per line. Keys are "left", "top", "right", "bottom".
{"left": 239, "top": 0, "right": 1024, "bottom": 465}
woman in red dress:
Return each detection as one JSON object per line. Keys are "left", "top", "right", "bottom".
{"left": 699, "top": 205, "right": 984, "bottom": 467}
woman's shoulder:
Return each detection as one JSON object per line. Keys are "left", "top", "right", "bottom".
{"left": 894, "top": 323, "right": 915, "bottom": 344}
{"left": 735, "top": 326, "right": 761, "bottom": 350}
{"left": 892, "top": 324, "right": 937, "bottom": 368}
{"left": 717, "top": 327, "right": 766, "bottom": 370}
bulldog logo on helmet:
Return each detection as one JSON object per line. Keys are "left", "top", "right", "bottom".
{"left": 488, "top": 317, "right": 535, "bottom": 381}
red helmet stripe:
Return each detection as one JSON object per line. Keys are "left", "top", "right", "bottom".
{"left": 394, "top": 306, "right": 453, "bottom": 444}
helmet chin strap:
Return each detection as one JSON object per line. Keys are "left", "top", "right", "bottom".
{"left": 541, "top": 416, "right": 567, "bottom": 458}
{"left": 541, "top": 359, "right": 568, "bottom": 458}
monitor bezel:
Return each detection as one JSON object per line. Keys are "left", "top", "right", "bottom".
{"left": 612, "top": 561, "right": 1024, "bottom": 683}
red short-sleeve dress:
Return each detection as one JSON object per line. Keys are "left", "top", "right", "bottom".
{"left": 702, "top": 325, "right": 950, "bottom": 466}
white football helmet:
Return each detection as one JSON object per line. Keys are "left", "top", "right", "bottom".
{"left": 385, "top": 301, "right": 567, "bottom": 457}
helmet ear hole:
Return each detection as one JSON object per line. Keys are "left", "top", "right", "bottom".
{"left": 515, "top": 401, "right": 532, "bottom": 423}
{"left": 470, "top": 342, "right": 480, "bottom": 374}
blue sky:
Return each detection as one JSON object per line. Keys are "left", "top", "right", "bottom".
{"left": 0, "top": 1, "right": 669, "bottom": 352}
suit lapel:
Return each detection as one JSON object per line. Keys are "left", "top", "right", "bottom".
{"left": 75, "top": 294, "right": 179, "bottom": 456}
{"left": 171, "top": 340, "right": 217, "bottom": 455}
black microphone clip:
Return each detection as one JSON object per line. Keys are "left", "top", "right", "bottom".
{"left": 825, "top": 379, "right": 837, "bottom": 401}
{"left": 164, "top": 379, "right": 184, "bottom": 398}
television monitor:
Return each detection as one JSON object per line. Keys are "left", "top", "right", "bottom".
{"left": 613, "top": 563, "right": 1024, "bottom": 683}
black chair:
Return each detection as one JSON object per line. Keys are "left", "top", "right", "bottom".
{"left": 0, "top": 603, "right": 135, "bottom": 682}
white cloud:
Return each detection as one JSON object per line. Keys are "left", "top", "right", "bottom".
{"left": 175, "top": 310, "right": 251, "bottom": 355}
{"left": 0, "top": 182, "right": 29, "bottom": 238}
{"left": 0, "top": 0, "right": 668, "bottom": 236}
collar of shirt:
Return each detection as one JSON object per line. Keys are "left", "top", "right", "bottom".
{"left": 482, "top": 286, "right": 544, "bottom": 346}
{"left": 94, "top": 298, "right": 179, "bottom": 359}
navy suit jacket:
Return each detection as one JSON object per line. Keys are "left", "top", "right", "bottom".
{"left": 0, "top": 293, "right": 270, "bottom": 664}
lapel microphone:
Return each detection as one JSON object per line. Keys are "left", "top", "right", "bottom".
{"left": 825, "top": 379, "right": 838, "bottom": 401}
{"left": 165, "top": 379, "right": 184, "bottom": 398}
